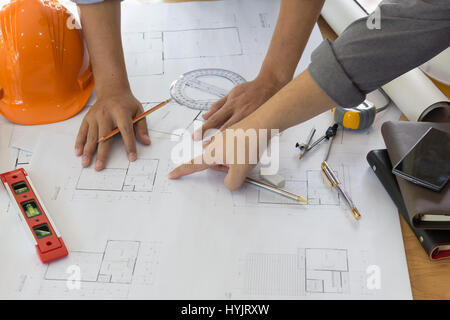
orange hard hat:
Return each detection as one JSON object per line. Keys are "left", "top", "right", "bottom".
{"left": 0, "top": 0, "right": 94, "bottom": 125}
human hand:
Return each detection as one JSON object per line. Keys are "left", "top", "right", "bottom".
{"left": 169, "top": 69, "right": 335, "bottom": 190}
{"left": 74, "top": 90, "right": 151, "bottom": 171}
{"left": 193, "top": 76, "right": 283, "bottom": 141}
{"left": 170, "top": 122, "right": 268, "bottom": 191}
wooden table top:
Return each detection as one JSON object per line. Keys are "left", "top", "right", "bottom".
{"left": 164, "top": 0, "right": 450, "bottom": 300}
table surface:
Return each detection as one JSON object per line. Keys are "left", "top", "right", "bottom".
{"left": 165, "top": 0, "right": 450, "bottom": 300}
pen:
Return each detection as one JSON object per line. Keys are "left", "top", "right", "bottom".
{"left": 245, "top": 177, "right": 307, "bottom": 203}
{"left": 321, "top": 161, "right": 361, "bottom": 220}
{"left": 98, "top": 98, "right": 172, "bottom": 143}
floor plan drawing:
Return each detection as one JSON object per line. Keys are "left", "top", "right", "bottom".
{"left": 122, "top": 7, "right": 243, "bottom": 78}
{"left": 38, "top": 240, "right": 162, "bottom": 299}
{"left": 46, "top": 240, "right": 140, "bottom": 284}
{"left": 62, "top": 159, "right": 169, "bottom": 203}
{"left": 304, "top": 248, "right": 349, "bottom": 294}
{"left": 238, "top": 248, "right": 351, "bottom": 298}
{"left": 258, "top": 13, "right": 272, "bottom": 29}
{"left": 0, "top": 147, "right": 32, "bottom": 214}
{"left": 257, "top": 180, "right": 308, "bottom": 205}
{"left": 306, "top": 170, "right": 341, "bottom": 205}
{"left": 118, "top": 0, "right": 324, "bottom": 103}
{"left": 123, "top": 32, "right": 164, "bottom": 77}
{"left": 57, "top": 140, "right": 177, "bottom": 203}
{"left": 241, "top": 253, "right": 305, "bottom": 297}
{"left": 163, "top": 27, "right": 243, "bottom": 60}
{"left": 76, "top": 159, "right": 159, "bottom": 193}
{"left": 13, "top": 147, "right": 32, "bottom": 170}
{"left": 144, "top": 100, "right": 201, "bottom": 137}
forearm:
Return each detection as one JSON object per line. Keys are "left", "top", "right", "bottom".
{"left": 241, "top": 70, "right": 334, "bottom": 132}
{"left": 309, "top": 0, "right": 450, "bottom": 107}
{"left": 77, "top": 0, "right": 129, "bottom": 98}
{"left": 168, "top": 70, "right": 334, "bottom": 186}
{"left": 258, "top": 0, "right": 324, "bottom": 87}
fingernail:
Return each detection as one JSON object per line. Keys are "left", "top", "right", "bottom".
{"left": 168, "top": 171, "right": 176, "bottom": 179}
{"left": 95, "top": 160, "right": 103, "bottom": 171}
{"left": 128, "top": 152, "right": 137, "bottom": 162}
{"left": 82, "top": 156, "right": 90, "bottom": 167}
{"left": 143, "top": 134, "right": 151, "bottom": 144}
{"left": 193, "top": 130, "right": 202, "bottom": 141}
{"left": 75, "top": 147, "right": 82, "bottom": 156}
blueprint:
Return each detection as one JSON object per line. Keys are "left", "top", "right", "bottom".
{"left": 0, "top": 106, "right": 410, "bottom": 299}
{"left": 0, "top": 0, "right": 410, "bottom": 299}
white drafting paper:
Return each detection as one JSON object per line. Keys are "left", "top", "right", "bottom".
{"left": 120, "top": 0, "right": 323, "bottom": 103}
{"left": 9, "top": 109, "right": 88, "bottom": 153}
{"left": 321, "top": 0, "right": 449, "bottom": 121}
{"left": 354, "top": 0, "right": 381, "bottom": 13}
{"left": 0, "top": 101, "right": 411, "bottom": 299}
{"left": 321, "top": 0, "right": 367, "bottom": 34}
{"left": 382, "top": 70, "right": 449, "bottom": 121}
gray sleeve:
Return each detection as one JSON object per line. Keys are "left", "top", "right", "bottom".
{"left": 308, "top": 0, "right": 450, "bottom": 107}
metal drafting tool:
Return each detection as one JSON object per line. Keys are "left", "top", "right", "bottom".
{"left": 170, "top": 69, "right": 246, "bottom": 110}
{"left": 295, "top": 123, "right": 338, "bottom": 159}
{"left": 318, "top": 126, "right": 361, "bottom": 220}
{"left": 245, "top": 177, "right": 307, "bottom": 203}
{"left": 323, "top": 129, "right": 335, "bottom": 162}
{"left": 295, "top": 128, "right": 316, "bottom": 159}
{"left": 1, "top": 168, "right": 69, "bottom": 263}
{"left": 321, "top": 161, "right": 361, "bottom": 220}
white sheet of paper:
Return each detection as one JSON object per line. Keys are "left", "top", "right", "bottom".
{"left": 0, "top": 101, "right": 411, "bottom": 299}
{"left": 121, "top": 0, "right": 322, "bottom": 103}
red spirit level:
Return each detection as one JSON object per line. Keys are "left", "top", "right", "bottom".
{"left": 1, "top": 168, "right": 68, "bottom": 263}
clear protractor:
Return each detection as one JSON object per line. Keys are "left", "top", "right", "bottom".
{"left": 170, "top": 69, "right": 246, "bottom": 111}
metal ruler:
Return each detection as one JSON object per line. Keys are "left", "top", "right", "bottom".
{"left": 169, "top": 68, "right": 246, "bottom": 111}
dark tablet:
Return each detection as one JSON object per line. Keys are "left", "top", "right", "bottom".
{"left": 392, "top": 127, "right": 450, "bottom": 192}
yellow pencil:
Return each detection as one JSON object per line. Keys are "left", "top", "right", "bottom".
{"left": 97, "top": 98, "right": 172, "bottom": 143}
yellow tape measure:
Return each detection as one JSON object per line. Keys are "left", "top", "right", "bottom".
{"left": 332, "top": 100, "right": 377, "bottom": 130}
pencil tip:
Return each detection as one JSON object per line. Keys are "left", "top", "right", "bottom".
{"left": 351, "top": 208, "right": 361, "bottom": 220}
{"left": 298, "top": 196, "right": 307, "bottom": 203}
